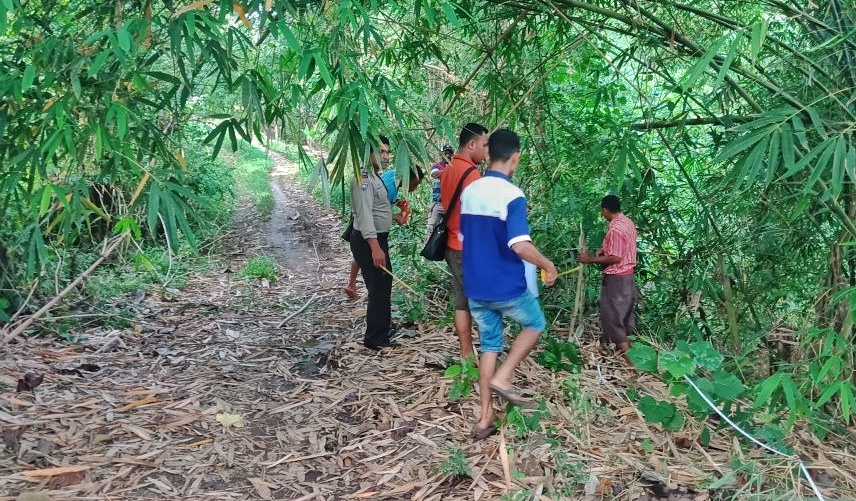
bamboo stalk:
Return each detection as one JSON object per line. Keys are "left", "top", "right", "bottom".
{"left": 569, "top": 225, "right": 587, "bottom": 344}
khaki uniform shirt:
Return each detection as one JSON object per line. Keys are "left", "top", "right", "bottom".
{"left": 350, "top": 169, "right": 392, "bottom": 239}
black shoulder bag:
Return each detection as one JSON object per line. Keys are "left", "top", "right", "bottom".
{"left": 420, "top": 167, "right": 476, "bottom": 261}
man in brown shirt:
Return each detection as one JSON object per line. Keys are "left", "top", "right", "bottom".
{"left": 440, "top": 123, "right": 488, "bottom": 358}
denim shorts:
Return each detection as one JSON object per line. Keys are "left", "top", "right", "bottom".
{"left": 469, "top": 290, "right": 546, "bottom": 353}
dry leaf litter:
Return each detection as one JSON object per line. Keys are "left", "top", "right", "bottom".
{"left": 2, "top": 152, "right": 854, "bottom": 501}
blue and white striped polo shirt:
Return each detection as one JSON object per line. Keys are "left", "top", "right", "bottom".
{"left": 460, "top": 171, "right": 531, "bottom": 302}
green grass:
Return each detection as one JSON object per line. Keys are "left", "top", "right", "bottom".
{"left": 241, "top": 255, "right": 278, "bottom": 281}
{"left": 233, "top": 142, "right": 275, "bottom": 218}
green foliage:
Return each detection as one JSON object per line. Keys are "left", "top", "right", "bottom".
{"left": 443, "top": 355, "right": 479, "bottom": 403}
{"left": 637, "top": 396, "right": 685, "bottom": 431}
{"left": 505, "top": 400, "right": 552, "bottom": 437}
{"left": 536, "top": 335, "right": 582, "bottom": 373}
{"left": 241, "top": 255, "right": 278, "bottom": 282}
{"left": 0, "top": 297, "right": 11, "bottom": 322}
{"left": 627, "top": 344, "right": 658, "bottom": 372}
{"left": 438, "top": 445, "right": 471, "bottom": 478}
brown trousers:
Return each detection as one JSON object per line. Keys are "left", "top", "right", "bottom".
{"left": 600, "top": 274, "right": 636, "bottom": 344}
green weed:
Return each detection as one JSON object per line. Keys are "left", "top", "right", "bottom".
{"left": 504, "top": 400, "right": 552, "bottom": 437}
{"left": 241, "top": 255, "right": 278, "bottom": 281}
{"left": 438, "top": 445, "right": 471, "bottom": 477}
{"left": 443, "top": 355, "right": 479, "bottom": 402}
{"left": 537, "top": 334, "right": 582, "bottom": 372}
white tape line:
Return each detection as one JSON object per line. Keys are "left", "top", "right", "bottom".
{"left": 683, "top": 376, "right": 826, "bottom": 501}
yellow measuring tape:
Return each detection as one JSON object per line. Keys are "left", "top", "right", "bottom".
{"left": 540, "top": 265, "right": 580, "bottom": 284}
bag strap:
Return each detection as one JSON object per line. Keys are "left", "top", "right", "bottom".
{"left": 442, "top": 166, "right": 477, "bottom": 224}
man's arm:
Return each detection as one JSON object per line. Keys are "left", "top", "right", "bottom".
{"left": 579, "top": 225, "right": 621, "bottom": 266}
{"left": 578, "top": 251, "right": 620, "bottom": 266}
{"left": 511, "top": 241, "right": 558, "bottom": 286}
{"left": 506, "top": 196, "right": 558, "bottom": 285}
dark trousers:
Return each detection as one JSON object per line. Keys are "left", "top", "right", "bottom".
{"left": 350, "top": 230, "right": 392, "bottom": 347}
{"left": 600, "top": 273, "right": 636, "bottom": 344}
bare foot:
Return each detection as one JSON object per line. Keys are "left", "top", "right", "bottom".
{"left": 343, "top": 284, "right": 357, "bottom": 299}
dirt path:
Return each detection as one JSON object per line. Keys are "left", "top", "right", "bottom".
{"left": 2, "top": 151, "right": 853, "bottom": 501}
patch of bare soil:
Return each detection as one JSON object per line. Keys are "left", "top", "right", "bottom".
{"left": 2, "top": 151, "right": 854, "bottom": 500}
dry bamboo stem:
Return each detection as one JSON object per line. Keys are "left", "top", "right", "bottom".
{"left": 569, "top": 225, "right": 587, "bottom": 343}
{"left": 1, "top": 235, "right": 126, "bottom": 346}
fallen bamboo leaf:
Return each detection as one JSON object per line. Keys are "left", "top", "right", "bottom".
{"left": 115, "top": 395, "right": 160, "bottom": 412}
{"left": 215, "top": 412, "right": 245, "bottom": 428}
{"left": 21, "top": 465, "right": 89, "bottom": 478}
{"left": 178, "top": 438, "right": 213, "bottom": 448}
{"left": 15, "top": 493, "right": 52, "bottom": 501}
{"left": 120, "top": 423, "right": 153, "bottom": 440}
{"left": 248, "top": 477, "right": 272, "bottom": 499}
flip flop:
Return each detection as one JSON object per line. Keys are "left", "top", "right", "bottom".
{"left": 470, "top": 425, "right": 497, "bottom": 441}
{"left": 489, "top": 383, "right": 529, "bottom": 406}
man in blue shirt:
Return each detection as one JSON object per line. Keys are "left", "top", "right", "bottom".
{"left": 460, "top": 129, "right": 558, "bottom": 439}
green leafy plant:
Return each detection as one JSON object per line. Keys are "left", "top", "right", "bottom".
{"left": 505, "top": 400, "right": 552, "bottom": 437}
{"left": 443, "top": 355, "right": 479, "bottom": 402}
{"left": 637, "top": 395, "right": 685, "bottom": 431}
{"left": 241, "top": 255, "right": 278, "bottom": 282}
{"left": 438, "top": 445, "right": 471, "bottom": 478}
{"left": 536, "top": 335, "right": 582, "bottom": 373}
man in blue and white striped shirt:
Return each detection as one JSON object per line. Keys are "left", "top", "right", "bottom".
{"left": 460, "top": 129, "right": 558, "bottom": 439}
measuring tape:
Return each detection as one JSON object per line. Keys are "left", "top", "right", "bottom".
{"left": 540, "top": 265, "right": 580, "bottom": 284}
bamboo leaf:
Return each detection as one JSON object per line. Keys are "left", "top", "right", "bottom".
{"left": 118, "top": 26, "right": 132, "bottom": 53}
{"left": 440, "top": 1, "right": 460, "bottom": 27}
{"left": 765, "top": 129, "right": 780, "bottom": 186}
{"left": 730, "top": 135, "right": 767, "bottom": 193}
{"left": 781, "top": 123, "right": 795, "bottom": 172}
{"left": 713, "top": 36, "right": 739, "bottom": 90}
{"left": 806, "top": 107, "right": 828, "bottom": 139}
{"left": 714, "top": 126, "right": 771, "bottom": 164}
{"left": 781, "top": 137, "right": 835, "bottom": 180}
{"left": 816, "top": 381, "right": 841, "bottom": 407}
{"left": 21, "top": 64, "right": 35, "bottom": 93}
{"left": 804, "top": 138, "right": 836, "bottom": 192}
{"left": 750, "top": 19, "right": 768, "bottom": 61}
{"left": 832, "top": 136, "right": 846, "bottom": 198}
{"left": 680, "top": 34, "right": 729, "bottom": 92}
{"left": 147, "top": 182, "right": 161, "bottom": 234}
{"left": 315, "top": 52, "right": 334, "bottom": 88}
{"left": 278, "top": 22, "right": 301, "bottom": 52}
{"left": 130, "top": 172, "right": 151, "bottom": 206}
{"left": 792, "top": 115, "right": 809, "bottom": 151}
{"left": 38, "top": 185, "right": 53, "bottom": 217}
{"left": 846, "top": 142, "right": 856, "bottom": 184}
{"left": 841, "top": 384, "right": 853, "bottom": 425}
